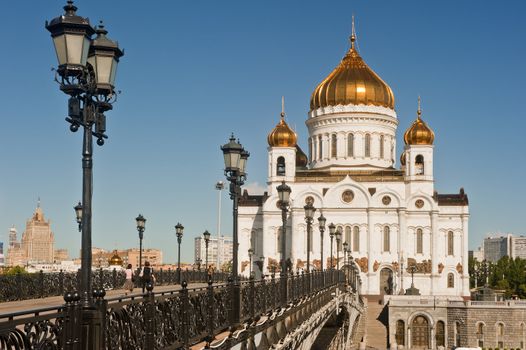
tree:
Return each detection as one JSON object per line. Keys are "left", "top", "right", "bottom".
{"left": 4, "top": 266, "right": 27, "bottom": 275}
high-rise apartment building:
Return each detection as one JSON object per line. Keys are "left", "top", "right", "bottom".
{"left": 511, "top": 236, "right": 526, "bottom": 260}
{"left": 484, "top": 235, "right": 511, "bottom": 263}
{"left": 194, "top": 236, "right": 233, "bottom": 270}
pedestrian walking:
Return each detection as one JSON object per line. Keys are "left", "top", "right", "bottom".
{"left": 124, "top": 263, "right": 134, "bottom": 294}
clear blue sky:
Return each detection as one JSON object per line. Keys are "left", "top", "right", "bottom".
{"left": 1, "top": 1, "right": 525, "bottom": 264}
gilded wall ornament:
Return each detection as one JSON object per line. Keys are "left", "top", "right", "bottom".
{"left": 342, "top": 190, "right": 354, "bottom": 203}
{"left": 382, "top": 195, "right": 391, "bottom": 205}
{"left": 313, "top": 259, "right": 321, "bottom": 270}
{"left": 356, "top": 257, "right": 368, "bottom": 273}
{"left": 296, "top": 259, "right": 305, "bottom": 270}
{"left": 373, "top": 260, "right": 380, "bottom": 272}
{"left": 415, "top": 199, "right": 425, "bottom": 208}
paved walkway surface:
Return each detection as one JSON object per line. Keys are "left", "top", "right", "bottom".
{"left": 0, "top": 283, "right": 207, "bottom": 315}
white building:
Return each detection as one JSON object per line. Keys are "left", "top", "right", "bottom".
{"left": 511, "top": 235, "right": 526, "bottom": 260}
{"left": 238, "top": 30, "right": 469, "bottom": 298}
{"left": 194, "top": 236, "right": 233, "bottom": 270}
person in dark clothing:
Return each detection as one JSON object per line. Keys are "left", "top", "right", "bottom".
{"left": 141, "top": 261, "right": 154, "bottom": 293}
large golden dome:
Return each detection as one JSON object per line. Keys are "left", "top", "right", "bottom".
{"left": 310, "top": 34, "right": 395, "bottom": 111}
{"left": 108, "top": 251, "right": 123, "bottom": 266}
{"left": 404, "top": 98, "right": 434, "bottom": 145}
{"left": 268, "top": 113, "right": 297, "bottom": 147}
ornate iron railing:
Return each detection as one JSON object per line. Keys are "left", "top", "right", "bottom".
{"left": 0, "top": 269, "right": 229, "bottom": 302}
{"left": 0, "top": 270, "right": 343, "bottom": 349}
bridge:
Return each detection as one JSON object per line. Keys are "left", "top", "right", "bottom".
{"left": 0, "top": 269, "right": 366, "bottom": 350}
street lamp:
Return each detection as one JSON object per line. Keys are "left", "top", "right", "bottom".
{"left": 304, "top": 203, "right": 316, "bottom": 273}
{"left": 74, "top": 201, "right": 83, "bottom": 232}
{"left": 328, "top": 223, "right": 336, "bottom": 269}
{"left": 136, "top": 214, "right": 146, "bottom": 271}
{"left": 343, "top": 242, "right": 348, "bottom": 267}
{"left": 203, "top": 230, "right": 211, "bottom": 274}
{"left": 277, "top": 181, "right": 291, "bottom": 306}
{"left": 47, "top": 1, "right": 123, "bottom": 345}
{"left": 335, "top": 227, "right": 342, "bottom": 272}
{"left": 221, "top": 134, "right": 249, "bottom": 325}
{"left": 175, "top": 223, "right": 184, "bottom": 284}
{"left": 318, "top": 214, "right": 326, "bottom": 272}
{"left": 248, "top": 248, "right": 253, "bottom": 276}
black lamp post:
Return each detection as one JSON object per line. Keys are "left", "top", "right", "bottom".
{"left": 47, "top": 1, "right": 123, "bottom": 346}
{"left": 221, "top": 134, "right": 249, "bottom": 325}
{"left": 203, "top": 230, "right": 211, "bottom": 273}
{"left": 136, "top": 214, "right": 146, "bottom": 271}
{"left": 277, "top": 181, "right": 291, "bottom": 306}
{"left": 335, "top": 227, "right": 342, "bottom": 272}
{"left": 74, "top": 201, "right": 83, "bottom": 232}
{"left": 175, "top": 223, "right": 184, "bottom": 284}
{"left": 343, "top": 242, "right": 348, "bottom": 268}
{"left": 248, "top": 248, "right": 253, "bottom": 276}
{"left": 304, "top": 203, "right": 316, "bottom": 273}
{"left": 318, "top": 214, "right": 326, "bottom": 272}
{"left": 329, "top": 223, "right": 336, "bottom": 269}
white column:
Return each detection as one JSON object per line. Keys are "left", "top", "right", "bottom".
{"left": 430, "top": 211, "right": 439, "bottom": 294}
{"left": 367, "top": 209, "right": 374, "bottom": 294}
{"left": 461, "top": 214, "right": 469, "bottom": 295}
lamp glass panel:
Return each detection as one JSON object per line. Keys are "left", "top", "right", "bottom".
{"left": 65, "top": 34, "right": 87, "bottom": 65}
{"left": 95, "top": 55, "right": 113, "bottom": 85}
{"left": 53, "top": 35, "right": 67, "bottom": 65}
{"left": 238, "top": 156, "right": 246, "bottom": 174}
{"left": 110, "top": 58, "right": 118, "bottom": 86}
{"left": 282, "top": 189, "right": 290, "bottom": 203}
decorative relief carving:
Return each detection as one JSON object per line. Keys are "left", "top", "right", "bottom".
{"left": 373, "top": 260, "right": 380, "bottom": 272}
{"left": 313, "top": 259, "right": 321, "bottom": 270}
{"left": 406, "top": 258, "right": 431, "bottom": 274}
{"left": 309, "top": 104, "right": 397, "bottom": 119}
{"left": 382, "top": 195, "right": 391, "bottom": 205}
{"left": 456, "top": 263, "right": 463, "bottom": 274}
{"left": 296, "top": 259, "right": 305, "bottom": 270}
{"left": 415, "top": 199, "right": 425, "bottom": 209}
{"left": 391, "top": 261, "right": 399, "bottom": 272}
{"left": 305, "top": 196, "right": 314, "bottom": 205}
{"left": 267, "top": 257, "right": 280, "bottom": 272}
{"left": 355, "top": 257, "right": 368, "bottom": 273}
{"left": 342, "top": 190, "right": 354, "bottom": 203}
{"left": 438, "top": 263, "right": 444, "bottom": 274}
{"left": 241, "top": 261, "right": 249, "bottom": 272}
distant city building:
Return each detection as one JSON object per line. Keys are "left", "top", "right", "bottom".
{"left": 511, "top": 235, "right": 526, "bottom": 260}
{"left": 470, "top": 246, "right": 484, "bottom": 262}
{"left": 484, "top": 235, "right": 511, "bottom": 262}
{"left": 54, "top": 249, "right": 69, "bottom": 262}
{"left": 194, "top": 236, "right": 233, "bottom": 270}
{"left": 0, "top": 242, "right": 4, "bottom": 267}
{"left": 90, "top": 247, "right": 163, "bottom": 269}
{"left": 6, "top": 225, "right": 25, "bottom": 266}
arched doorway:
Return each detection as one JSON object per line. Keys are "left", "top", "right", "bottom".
{"left": 411, "top": 315, "right": 430, "bottom": 349}
{"left": 379, "top": 268, "right": 394, "bottom": 295}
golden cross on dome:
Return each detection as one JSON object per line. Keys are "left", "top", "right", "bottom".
{"left": 281, "top": 96, "right": 285, "bottom": 119}
{"left": 417, "top": 96, "right": 422, "bottom": 119}
{"left": 350, "top": 14, "right": 356, "bottom": 49}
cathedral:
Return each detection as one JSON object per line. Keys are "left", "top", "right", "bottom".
{"left": 238, "top": 29, "right": 469, "bottom": 298}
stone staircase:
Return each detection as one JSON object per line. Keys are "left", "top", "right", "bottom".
{"left": 365, "top": 298, "right": 389, "bottom": 349}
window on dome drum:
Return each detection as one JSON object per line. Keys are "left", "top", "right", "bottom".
{"left": 447, "top": 231, "right": 454, "bottom": 255}
{"left": 447, "top": 273, "right": 454, "bottom": 288}
{"left": 365, "top": 134, "right": 371, "bottom": 157}
{"left": 436, "top": 321, "right": 445, "bottom": 347}
{"left": 416, "top": 229, "right": 423, "bottom": 254}
{"left": 347, "top": 133, "right": 354, "bottom": 157}
{"left": 395, "top": 320, "right": 405, "bottom": 346}
{"left": 308, "top": 138, "right": 313, "bottom": 162}
{"left": 383, "top": 226, "right": 390, "bottom": 252}
{"left": 276, "top": 156, "right": 285, "bottom": 176}
{"left": 345, "top": 226, "right": 352, "bottom": 247}
{"left": 380, "top": 135, "right": 384, "bottom": 159}
{"left": 415, "top": 154, "right": 424, "bottom": 175}
{"left": 353, "top": 226, "right": 360, "bottom": 251}
{"left": 331, "top": 134, "right": 337, "bottom": 158}
{"left": 318, "top": 135, "right": 323, "bottom": 159}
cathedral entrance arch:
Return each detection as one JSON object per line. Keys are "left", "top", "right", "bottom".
{"left": 379, "top": 268, "right": 394, "bottom": 295}
{"left": 411, "top": 315, "right": 430, "bottom": 349}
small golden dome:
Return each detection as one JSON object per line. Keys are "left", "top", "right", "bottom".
{"left": 404, "top": 97, "right": 434, "bottom": 145}
{"left": 400, "top": 151, "right": 406, "bottom": 166}
{"left": 310, "top": 32, "right": 395, "bottom": 111}
{"left": 108, "top": 251, "right": 123, "bottom": 266}
{"left": 268, "top": 114, "right": 297, "bottom": 147}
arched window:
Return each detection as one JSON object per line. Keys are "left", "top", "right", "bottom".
{"left": 336, "top": 226, "right": 343, "bottom": 251}
{"left": 331, "top": 134, "right": 337, "bottom": 158}
{"left": 395, "top": 320, "right": 405, "bottom": 346}
{"left": 353, "top": 226, "right": 360, "bottom": 252}
{"left": 380, "top": 135, "right": 384, "bottom": 159}
{"left": 383, "top": 226, "right": 390, "bottom": 252}
{"left": 415, "top": 154, "right": 424, "bottom": 175}
{"left": 448, "top": 231, "right": 454, "bottom": 256}
{"left": 347, "top": 133, "right": 354, "bottom": 157}
{"left": 448, "top": 273, "right": 454, "bottom": 288}
{"left": 416, "top": 229, "right": 423, "bottom": 254}
{"left": 436, "top": 321, "right": 445, "bottom": 347}
{"left": 364, "top": 134, "right": 371, "bottom": 157}
{"left": 476, "top": 322, "right": 485, "bottom": 348}
{"left": 318, "top": 135, "right": 323, "bottom": 159}
{"left": 308, "top": 137, "right": 313, "bottom": 162}
{"left": 520, "top": 322, "right": 525, "bottom": 349}
{"left": 276, "top": 156, "right": 285, "bottom": 176}
{"left": 345, "top": 226, "right": 352, "bottom": 248}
